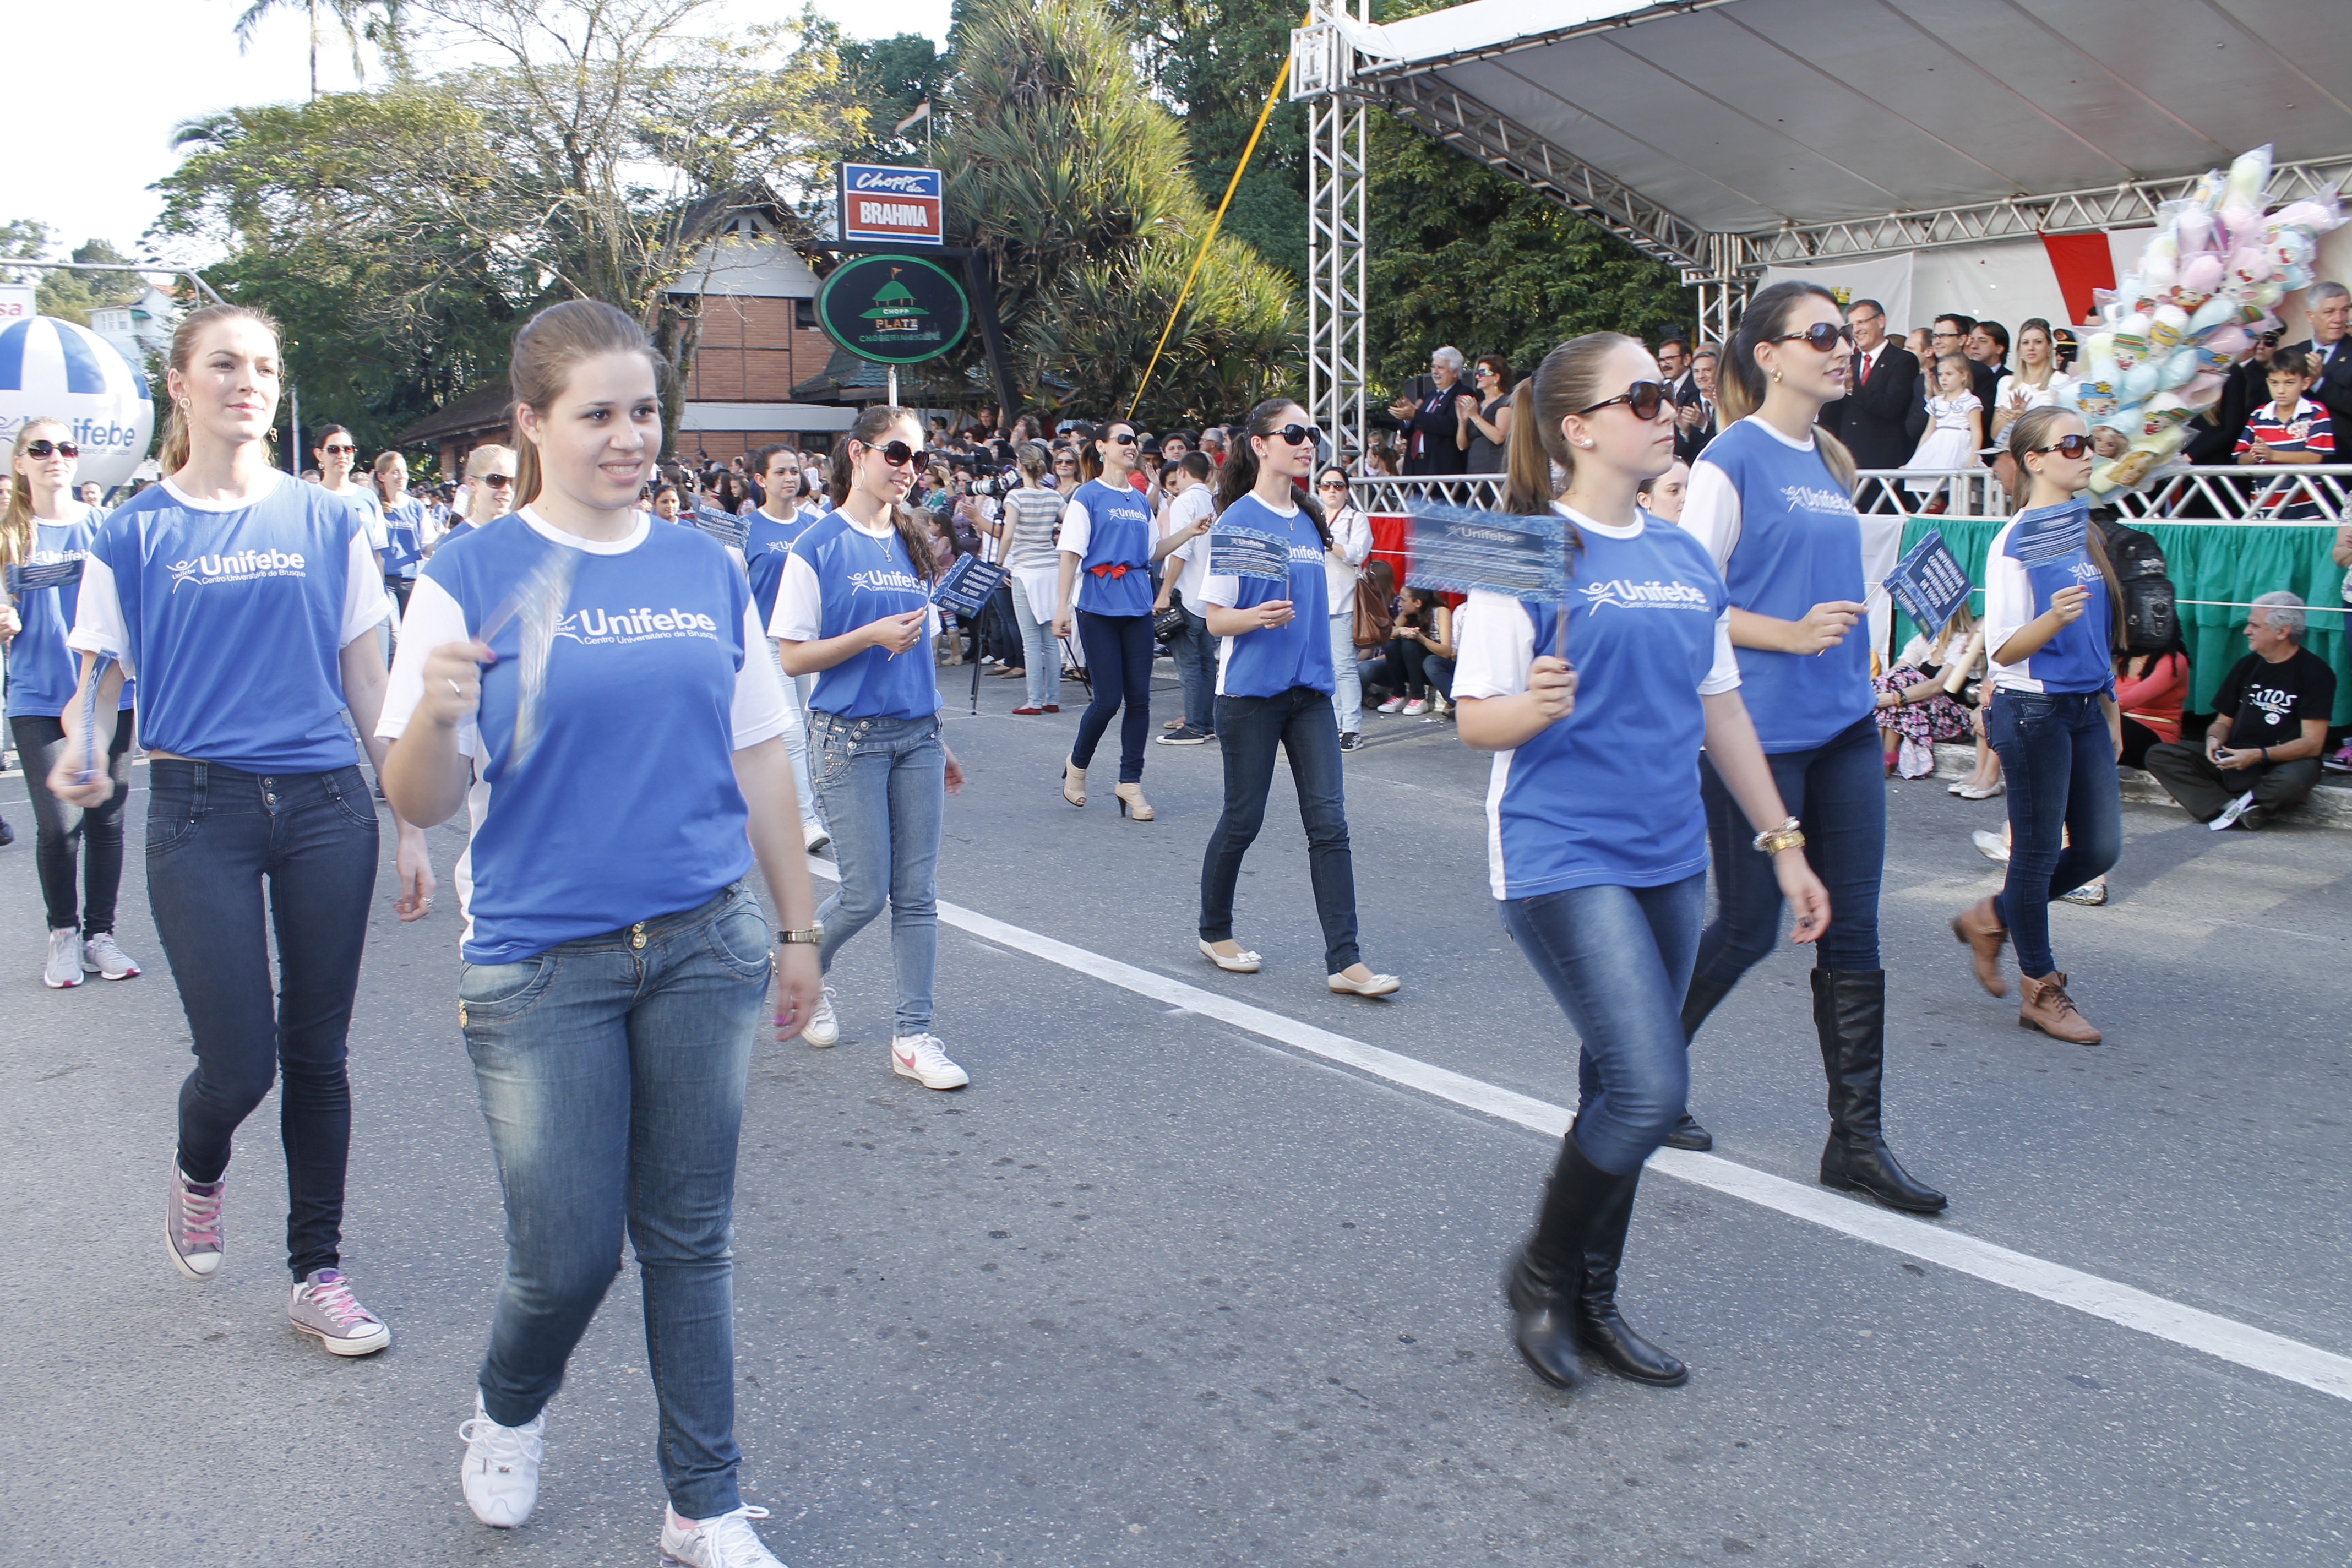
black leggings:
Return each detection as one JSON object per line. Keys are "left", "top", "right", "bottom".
{"left": 12, "top": 711, "right": 134, "bottom": 935}
{"left": 1360, "top": 636, "right": 1450, "bottom": 700}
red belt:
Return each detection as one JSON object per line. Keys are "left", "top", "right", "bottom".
{"left": 1087, "top": 563, "right": 1134, "bottom": 580}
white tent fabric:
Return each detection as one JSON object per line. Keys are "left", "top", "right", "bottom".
{"left": 1338, "top": 0, "right": 2352, "bottom": 237}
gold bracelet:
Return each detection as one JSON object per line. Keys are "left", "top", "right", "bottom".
{"left": 1751, "top": 817, "right": 1806, "bottom": 855}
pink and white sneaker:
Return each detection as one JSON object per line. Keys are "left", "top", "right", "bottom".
{"left": 81, "top": 933, "right": 141, "bottom": 980}
{"left": 288, "top": 1268, "right": 391, "bottom": 1356}
{"left": 166, "top": 1163, "right": 225, "bottom": 1281}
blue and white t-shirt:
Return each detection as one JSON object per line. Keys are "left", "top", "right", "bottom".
{"left": 744, "top": 508, "right": 813, "bottom": 629}
{"left": 377, "top": 508, "right": 790, "bottom": 964}
{"left": 1060, "top": 477, "right": 1155, "bottom": 617}
{"left": 1454, "top": 507, "right": 1739, "bottom": 899}
{"left": 7, "top": 503, "right": 135, "bottom": 720}
{"left": 1201, "top": 493, "right": 1333, "bottom": 698}
{"left": 1984, "top": 500, "right": 2115, "bottom": 696}
{"left": 68, "top": 472, "right": 387, "bottom": 772}
{"left": 771, "top": 508, "right": 942, "bottom": 720}
{"left": 383, "top": 494, "right": 428, "bottom": 580}
{"left": 1679, "top": 416, "right": 1875, "bottom": 752}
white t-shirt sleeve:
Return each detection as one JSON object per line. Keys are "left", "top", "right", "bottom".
{"left": 1200, "top": 572, "right": 1240, "bottom": 610}
{"left": 729, "top": 597, "right": 792, "bottom": 749}
{"left": 1337, "top": 507, "right": 1372, "bottom": 568}
{"left": 376, "top": 574, "right": 475, "bottom": 754}
{"left": 771, "top": 553, "right": 824, "bottom": 643}
{"left": 1981, "top": 522, "right": 2032, "bottom": 673}
{"left": 1698, "top": 610, "right": 1741, "bottom": 695}
{"left": 340, "top": 529, "right": 391, "bottom": 645}
{"left": 1679, "top": 459, "right": 1741, "bottom": 570}
{"left": 1059, "top": 495, "right": 1093, "bottom": 559}
{"left": 1450, "top": 589, "right": 1536, "bottom": 700}
{"left": 66, "top": 552, "right": 130, "bottom": 672}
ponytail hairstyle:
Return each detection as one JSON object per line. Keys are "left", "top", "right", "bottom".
{"left": 825, "top": 402, "right": 939, "bottom": 582}
{"left": 1720, "top": 280, "right": 1859, "bottom": 496}
{"left": 371, "top": 448, "right": 407, "bottom": 502}
{"left": 1502, "top": 331, "right": 1663, "bottom": 572}
{"left": 508, "top": 300, "right": 669, "bottom": 511}
{"left": 1015, "top": 440, "right": 1052, "bottom": 482}
{"left": 2008, "top": 405, "right": 2125, "bottom": 651}
{"left": 1214, "top": 398, "right": 1330, "bottom": 548}
{"left": 3, "top": 418, "right": 69, "bottom": 568}
{"left": 159, "top": 302, "right": 284, "bottom": 476}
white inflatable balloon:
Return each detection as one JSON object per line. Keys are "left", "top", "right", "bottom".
{"left": 0, "top": 314, "right": 155, "bottom": 488}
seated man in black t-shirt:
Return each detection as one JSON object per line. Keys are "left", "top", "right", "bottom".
{"left": 2144, "top": 592, "right": 2336, "bottom": 829}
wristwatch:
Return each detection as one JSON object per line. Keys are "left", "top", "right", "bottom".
{"left": 1752, "top": 817, "right": 1806, "bottom": 855}
{"left": 777, "top": 923, "right": 824, "bottom": 946}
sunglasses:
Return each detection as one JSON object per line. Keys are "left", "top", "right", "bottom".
{"left": 1774, "top": 322, "right": 1857, "bottom": 352}
{"left": 1262, "top": 423, "right": 1322, "bottom": 447}
{"left": 320, "top": 443, "right": 356, "bottom": 455}
{"left": 2032, "top": 434, "right": 2095, "bottom": 460}
{"left": 1578, "top": 381, "right": 1671, "bottom": 421}
{"left": 480, "top": 473, "right": 515, "bottom": 487}
{"left": 22, "top": 439, "right": 80, "bottom": 459}
{"left": 859, "top": 440, "right": 929, "bottom": 468}
{"left": 1316, "top": 479, "right": 1349, "bottom": 488}
{"left": 1106, "top": 432, "right": 1137, "bottom": 445}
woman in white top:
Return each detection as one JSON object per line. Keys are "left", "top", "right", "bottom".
{"left": 1989, "top": 317, "right": 2076, "bottom": 489}
{"left": 1314, "top": 464, "right": 1374, "bottom": 750}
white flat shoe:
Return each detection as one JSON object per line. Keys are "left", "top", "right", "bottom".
{"left": 1328, "top": 970, "right": 1401, "bottom": 997}
{"left": 1199, "top": 938, "right": 1261, "bottom": 973}
{"left": 1957, "top": 780, "right": 2005, "bottom": 800}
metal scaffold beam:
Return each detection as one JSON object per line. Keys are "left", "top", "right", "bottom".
{"left": 1294, "top": 4, "right": 1371, "bottom": 463}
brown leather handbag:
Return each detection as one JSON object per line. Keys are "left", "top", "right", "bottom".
{"left": 1351, "top": 575, "right": 1395, "bottom": 650}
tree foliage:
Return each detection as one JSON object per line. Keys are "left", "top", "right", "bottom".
{"left": 0, "top": 224, "right": 144, "bottom": 325}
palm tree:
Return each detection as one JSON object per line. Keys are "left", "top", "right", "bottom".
{"left": 233, "top": 0, "right": 406, "bottom": 100}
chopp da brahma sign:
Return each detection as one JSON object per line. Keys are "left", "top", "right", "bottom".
{"left": 815, "top": 254, "right": 971, "bottom": 366}
{"left": 838, "top": 164, "right": 944, "bottom": 246}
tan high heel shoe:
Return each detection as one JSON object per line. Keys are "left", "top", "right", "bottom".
{"left": 1061, "top": 759, "right": 1087, "bottom": 807}
{"left": 1113, "top": 782, "right": 1153, "bottom": 821}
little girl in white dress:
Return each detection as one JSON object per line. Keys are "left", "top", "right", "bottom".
{"left": 1904, "top": 355, "right": 1984, "bottom": 507}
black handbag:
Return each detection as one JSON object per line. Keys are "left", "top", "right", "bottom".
{"left": 1153, "top": 590, "right": 1188, "bottom": 644}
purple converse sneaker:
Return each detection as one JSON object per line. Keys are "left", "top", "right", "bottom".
{"left": 288, "top": 1268, "right": 391, "bottom": 1356}
{"left": 167, "top": 1164, "right": 225, "bottom": 1281}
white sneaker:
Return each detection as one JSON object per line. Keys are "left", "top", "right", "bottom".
{"left": 82, "top": 932, "right": 141, "bottom": 980}
{"left": 892, "top": 1032, "right": 970, "bottom": 1090}
{"left": 2210, "top": 790, "right": 2257, "bottom": 832}
{"left": 802, "top": 823, "right": 830, "bottom": 855}
{"left": 801, "top": 986, "right": 840, "bottom": 1048}
{"left": 1376, "top": 697, "right": 1405, "bottom": 714}
{"left": 660, "top": 1504, "right": 786, "bottom": 1567}
{"left": 1402, "top": 698, "right": 1428, "bottom": 715}
{"left": 42, "top": 927, "right": 84, "bottom": 989}
{"left": 458, "top": 1391, "right": 546, "bottom": 1529}
{"left": 1970, "top": 829, "right": 2011, "bottom": 865}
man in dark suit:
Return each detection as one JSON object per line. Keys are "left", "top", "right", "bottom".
{"left": 2280, "top": 280, "right": 2352, "bottom": 433}
{"left": 1674, "top": 347, "right": 1719, "bottom": 464}
{"left": 1657, "top": 335, "right": 1696, "bottom": 406}
{"left": 1398, "top": 346, "right": 1470, "bottom": 476}
{"left": 1823, "top": 298, "right": 1921, "bottom": 494}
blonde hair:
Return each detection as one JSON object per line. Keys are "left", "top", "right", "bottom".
{"left": 507, "top": 300, "right": 668, "bottom": 510}
{"left": 463, "top": 444, "right": 518, "bottom": 525}
{"left": 3, "top": 417, "right": 69, "bottom": 568}
{"left": 159, "top": 303, "right": 284, "bottom": 475}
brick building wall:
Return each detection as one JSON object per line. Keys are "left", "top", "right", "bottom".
{"left": 676, "top": 295, "right": 840, "bottom": 462}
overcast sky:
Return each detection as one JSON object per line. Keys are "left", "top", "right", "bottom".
{"left": 5, "top": 0, "right": 952, "bottom": 273}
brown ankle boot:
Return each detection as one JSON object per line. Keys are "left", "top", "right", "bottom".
{"left": 2018, "top": 972, "right": 2101, "bottom": 1044}
{"left": 1951, "top": 897, "right": 2009, "bottom": 997}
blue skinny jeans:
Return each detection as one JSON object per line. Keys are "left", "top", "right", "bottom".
{"left": 1695, "top": 715, "right": 1885, "bottom": 982}
{"left": 809, "top": 709, "right": 944, "bottom": 1037}
{"left": 1986, "top": 689, "right": 2122, "bottom": 977}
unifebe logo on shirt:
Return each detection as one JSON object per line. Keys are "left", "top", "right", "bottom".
{"left": 167, "top": 548, "right": 307, "bottom": 591}
{"left": 1778, "top": 484, "right": 1855, "bottom": 516}
{"left": 847, "top": 567, "right": 924, "bottom": 595}
{"left": 557, "top": 604, "right": 725, "bottom": 644}
{"left": 1579, "top": 577, "right": 1712, "bottom": 613}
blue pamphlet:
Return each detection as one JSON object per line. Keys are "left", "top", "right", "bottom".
{"left": 932, "top": 554, "right": 1006, "bottom": 617}
{"left": 1208, "top": 527, "right": 1293, "bottom": 582}
{"left": 1405, "top": 502, "right": 1569, "bottom": 601}
{"left": 1883, "top": 529, "right": 1974, "bottom": 629}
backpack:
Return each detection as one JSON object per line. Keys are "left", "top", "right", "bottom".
{"left": 2097, "top": 519, "right": 2177, "bottom": 655}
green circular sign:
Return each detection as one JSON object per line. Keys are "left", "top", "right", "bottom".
{"left": 815, "top": 253, "right": 970, "bottom": 366}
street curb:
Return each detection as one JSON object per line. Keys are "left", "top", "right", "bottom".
{"left": 1928, "top": 743, "right": 2352, "bottom": 827}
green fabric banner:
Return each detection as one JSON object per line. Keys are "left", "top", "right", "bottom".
{"left": 1894, "top": 518, "right": 2352, "bottom": 724}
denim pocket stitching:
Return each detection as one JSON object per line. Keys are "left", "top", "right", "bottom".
{"left": 323, "top": 774, "right": 383, "bottom": 831}
{"left": 456, "top": 952, "right": 560, "bottom": 1022}
{"left": 144, "top": 790, "right": 203, "bottom": 858}
{"left": 704, "top": 902, "right": 775, "bottom": 981}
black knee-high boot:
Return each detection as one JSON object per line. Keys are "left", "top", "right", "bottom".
{"left": 1575, "top": 1163, "right": 1688, "bottom": 1386}
{"left": 1502, "top": 1135, "right": 1615, "bottom": 1389}
{"left": 1662, "top": 975, "right": 1733, "bottom": 1152}
{"left": 1812, "top": 969, "right": 1947, "bottom": 1213}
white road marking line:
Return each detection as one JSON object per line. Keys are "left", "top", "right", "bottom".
{"left": 805, "top": 858, "right": 2352, "bottom": 1403}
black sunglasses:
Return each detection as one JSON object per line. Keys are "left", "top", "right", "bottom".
{"left": 1105, "top": 431, "right": 1137, "bottom": 445}
{"left": 320, "top": 443, "right": 357, "bottom": 455}
{"left": 480, "top": 473, "right": 514, "bottom": 487}
{"left": 1775, "top": 322, "right": 1857, "bottom": 353}
{"left": 23, "top": 439, "right": 80, "bottom": 459}
{"left": 2032, "top": 434, "right": 2096, "bottom": 460}
{"left": 1262, "top": 423, "right": 1322, "bottom": 447}
{"left": 858, "top": 440, "right": 929, "bottom": 468}
{"left": 1578, "top": 381, "right": 1670, "bottom": 421}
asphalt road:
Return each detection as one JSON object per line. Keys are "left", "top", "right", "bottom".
{"left": 4, "top": 658, "right": 2349, "bottom": 1568}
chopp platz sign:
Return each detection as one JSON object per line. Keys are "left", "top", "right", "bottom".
{"left": 815, "top": 254, "right": 970, "bottom": 366}
{"left": 839, "top": 164, "right": 944, "bottom": 246}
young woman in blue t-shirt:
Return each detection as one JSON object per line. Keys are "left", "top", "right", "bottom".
{"left": 53, "top": 303, "right": 435, "bottom": 1357}
{"left": 1195, "top": 398, "right": 1400, "bottom": 998}
{"left": 1674, "top": 281, "right": 1946, "bottom": 1215}
{"left": 1054, "top": 418, "right": 1164, "bottom": 819}
{"left": 1455, "top": 333, "right": 1828, "bottom": 1392}
{"left": 773, "top": 404, "right": 972, "bottom": 1095}
{"left": 1952, "top": 408, "right": 2122, "bottom": 1044}
{"left": 378, "top": 301, "right": 822, "bottom": 1565}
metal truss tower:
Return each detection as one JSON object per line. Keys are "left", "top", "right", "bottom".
{"left": 1293, "top": 2, "right": 1370, "bottom": 464}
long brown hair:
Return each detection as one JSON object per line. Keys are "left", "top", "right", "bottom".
{"left": 2008, "top": 406, "right": 2125, "bottom": 650}
{"left": 1719, "top": 281, "right": 1859, "bottom": 494}
{"left": 159, "top": 303, "right": 284, "bottom": 475}
{"left": 508, "top": 300, "right": 668, "bottom": 510}
{"left": 825, "top": 404, "right": 939, "bottom": 582}
{"left": 1213, "top": 398, "right": 1329, "bottom": 548}
{"left": 2, "top": 417, "right": 69, "bottom": 568}
{"left": 1500, "top": 332, "right": 1648, "bottom": 571}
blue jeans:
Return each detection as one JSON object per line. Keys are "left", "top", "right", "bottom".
{"left": 1988, "top": 689, "right": 2122, "bottom": 977}
{"left": 147, "top": 760, "right": 379, "bottom": 1278}
{"left": 1167, "top": 602, "right": 1217, "bottom": 733}
{"left": 1501, "top": 874, "right": 1706, "bottom": 1174}
{"left": 1200, "top": 686, "right": 1360, "bottom": 972}
{"left": 809, "top": 710, "right": 944, "bottom": 1036}
{"left": 462, "top": 880, "right": 771, "bottom": 1519}
{"left": 1328, "top": 613, "right": 1362, "bottom": 733}
{"left": 1696, "top": 715, "right": 1884, "bottom": 979}
{"left": 1010, "top": 576, "right": 1062, "bottom": 710}
{"left": 1071, "top": 609, "right": 1152, "bottom": 782}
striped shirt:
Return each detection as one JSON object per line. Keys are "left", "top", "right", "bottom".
{"left": 2236, "top": 396, "right": 2335, "bottom": 518}
{"left": 999, "top": 485, "right": 1065, "bottom": 570}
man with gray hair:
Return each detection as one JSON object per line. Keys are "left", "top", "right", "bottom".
{"left": 1401, "top": 346, "right": 1469, "bottom": 476}
{"left": 2282, "top": 280, "right": 2352, "bottom": 433}
{"left": 2144, "top": 591, "right": 2337, "bottom": 829}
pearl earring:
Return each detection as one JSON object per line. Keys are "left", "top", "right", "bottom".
{"left": 1771, "top": 368, "right": 1784, "bottom": 384}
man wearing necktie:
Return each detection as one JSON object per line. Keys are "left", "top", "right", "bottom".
{"left": 1821, "top": 298, "right": 1923, "bottom": 509}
